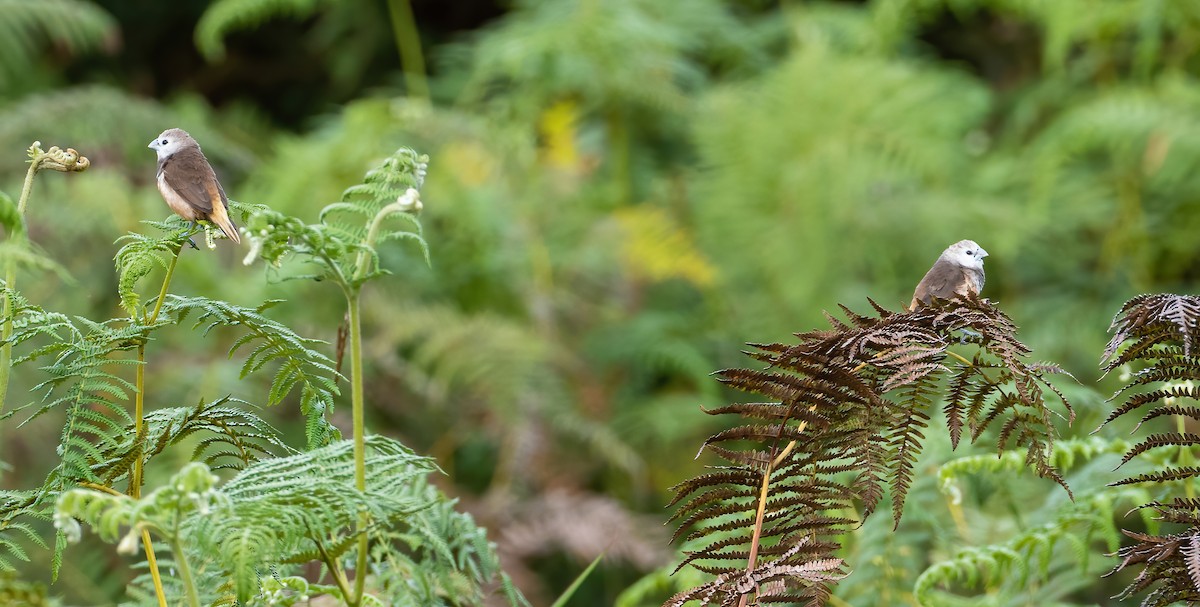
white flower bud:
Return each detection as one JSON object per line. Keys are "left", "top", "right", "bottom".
{"left": 117, "top": 530, "right": 140, "bottom": 555}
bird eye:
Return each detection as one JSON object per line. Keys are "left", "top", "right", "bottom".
{"left": 160, "top": 139, "right": 168, "bottom": 145}
{"left": 966, "top": 250, "right": 975, "bottom": 256}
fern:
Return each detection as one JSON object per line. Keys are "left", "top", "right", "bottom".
{"left": 916, "top": 437, "right": 1151, "bottom": 605}
{"left": 161, "top": 295, "right": 342, "bottom": 448}
{"left": 59, "top": 436, "right": 437, "bottom": 602}
{"left": 113, "top": 220, "right": 196, "bottom": 319}
{"left": 92, "top": 397, "right": 290, "bottom": 486}
{"left": 195, "top": 0, "right": 328, "bottom": 60}
{"left": 0, "top": 500, "right": 44, "bottom": 573}
{"left": 243, "top": 146, "right": 429, "bottom": 290}
{"left": 1097, "top": 294, "right": 1200, "bottom": 605}
{"left": 0, "top": 0, "right": 116, "bottom": 87}
{"left": 668, "top": 296, "right": 1073, "bottom": 604}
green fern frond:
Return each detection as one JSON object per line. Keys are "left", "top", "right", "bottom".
{"left": 372, "top": 489, "right": 528, "bottom": 606}
{"left": 195, "top": 0, "right": 328, "bottom": 60}
{"left": 95, "top": 397, "right": 290, "bottom": 484}
{"left": 0, "top": 0, "right": 115, "bottom": 86}
{"left": 244, "top": 147, "right": 429, "bottom": 291}
{"left": 161, "top": 295, "right": 342, "bottom": 449}
{"left": 114, "top": 223, "right": 195, "bottom": 319}
{"left": 460, "top": 0, "right": 757, "bottom": 115}
{"left": 186, "top": 436, "right": 437, "bottom": 601}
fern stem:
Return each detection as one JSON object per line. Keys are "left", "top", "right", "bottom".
{"left": 316, "top": 537, "right": 355, "bottom": 602}
{"left": 348, "top": 291, "right": 369, "bottom": 603}
{"left": 142, "top": 530, "right": 168, "bottom": 607}
{"left": 0, "top": 158, "right": 38, "bottom": 415}
{"left": 354, "top": 200, "right": 409, "bottom": 283}
{"left": 130, "top": 241, "right": 181, "bottom": 606}
{"left": 169, "top": 534, "right": 201, "bottom": 607}
{"left": 147, "top": 240, "right": 183, "bottom": 326}
{"left": 1178, "top": 414, "right": 1195, "bottom": 500}
{"left": 132, "top": 345, "right": 146, "bottom": 496}
{"left": 944, "top": 350, "right": 973, "bottom": 367}
{"left": 386, "top": 0, "right": 430, "bottom": 102}
{"left": 739, "top": 463, "right": 773, "bottom": 607}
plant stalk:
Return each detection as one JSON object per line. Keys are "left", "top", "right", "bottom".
{"left": 348, "top": 291, "right": 369, "bottom": 603}
{"left": 386, "top": 0, "right": 430, "bottom": 102}
{"left": 169, "top": 535, "right": 201, "bottom": 607}
{"left": 316, "top": 537, "right": 355, "bottom": 602}
{"left": 130, "top": 240, "right": 183, "bottom": 605}
{"left": 0, "top": 160, "right": 38, "bottom": 415}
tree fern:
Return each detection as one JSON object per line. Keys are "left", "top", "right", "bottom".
{"left": 667, "top": 296, "right": 1073, "bottom": 604}
{"left": 1097, "top": 294, "right": 1200, "bottom": 605}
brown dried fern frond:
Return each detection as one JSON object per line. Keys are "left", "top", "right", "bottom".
{"left": 1099, "top": 294, "right": 1200, "bottom": 605}
{"left": 666, "top": 295, "right": 1073, "bottom": 606}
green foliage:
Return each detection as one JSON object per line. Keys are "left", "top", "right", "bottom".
{"left": 370, "top": 488, "right": 527, "bottom": 606}
{"left": 915, "top": 437, "right": 1151, "bottom": 606}
{"left": 0, "top": 0, "right": 116, "bottom": 90}
{"left": 6, "top": 296, "right": 147, "bottom": 484}
{"left": 8, "top": 0, "right": 1200, "bottom": 604}
{"left": 186, "top": 436, "right": 433, "bottom": 601}
{"left": 196, "top": 0, "right": 329, "bottom": 60}
{"left": 0, "top": 508, "right": 44, "bottom": 573}
{"left": 161, "top": 295, "right": 342, "bottom": 449}
{"left": 193, "top": 0, "right": 392, "bottom": 95}
{"left": 0, "top": 572, "right": 50, "bottom": 606}
{"left": 113, "top": 221, "right": 194, "bottom": 319}
{"left": 0, "top": 86, "right": 253, "bottom": 175}
{"left": 243, "top": 146, "right": 429, "bottom": 292}
{"left": 667, "top": 297, "right": 1073, "bottom": 604}
{"left": 459, "top": 0, "right": 764, "bottom": 115}
{"left": 870, "top": 0, "right": 1200, "bottom": 74}
{"left": 101, "top": 397, "right": 290, "bottom": 482}
{"left": 56, "top": 436, "right": 514, "bottom": 605}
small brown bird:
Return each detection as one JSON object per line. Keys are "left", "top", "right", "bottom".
{"left": 148, "top": 128, "right": 240, "bottom": 244}
{"left": 909, "top": 239, "right": 988, "bottom": 310}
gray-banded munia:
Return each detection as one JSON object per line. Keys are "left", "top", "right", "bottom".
{"left": 148, "top": 128, "right": 241, "bottom": 244}
{"left": 909, "top": 239, "right": 988, "bottom": 310}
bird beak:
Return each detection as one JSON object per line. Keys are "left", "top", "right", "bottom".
{"left": 147, "top": 140, "right": 156, "bottom": 150}
{"left": 980, "top": 248, "right": 989, "bottom": 258}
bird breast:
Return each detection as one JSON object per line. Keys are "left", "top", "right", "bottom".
{"left": 156, "top": 170, "right": 201, "bottom": 221}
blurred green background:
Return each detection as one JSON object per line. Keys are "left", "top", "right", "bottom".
{"left": 2, "top": 0, "right": 1199, "bottom": 605}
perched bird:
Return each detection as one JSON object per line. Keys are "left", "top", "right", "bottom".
{"left": 147, "top": 128, "right": 240, "bottom": 244}
{"left": 909, "top": 239, "right": 988, "bottom": 310}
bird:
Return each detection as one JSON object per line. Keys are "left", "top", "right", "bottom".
{"left": 909, "top": 239, "right": 988, "bottom": 310}
{"left": 147, "top": 128, "right": 240, "bottom": 244}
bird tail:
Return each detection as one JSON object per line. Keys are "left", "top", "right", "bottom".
{"left": 209, "top": 202, "right": 241, "bottom": 244}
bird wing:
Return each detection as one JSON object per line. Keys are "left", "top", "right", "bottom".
{"left": 160, "top": 148, "right": 225, "bottom": 215}
{"left": 911, "top": 259, "right": 965, "bottom": 307}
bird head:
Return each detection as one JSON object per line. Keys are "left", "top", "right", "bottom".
{"left": 148, "top": 128, "right": 196, "bottom": 159}
{"left": 942, "top": 239, "right": 988, "bottom": 270}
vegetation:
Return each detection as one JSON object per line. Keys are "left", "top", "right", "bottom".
{"left": 0, "top": 0, "right": 1198, "bottom": 606}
